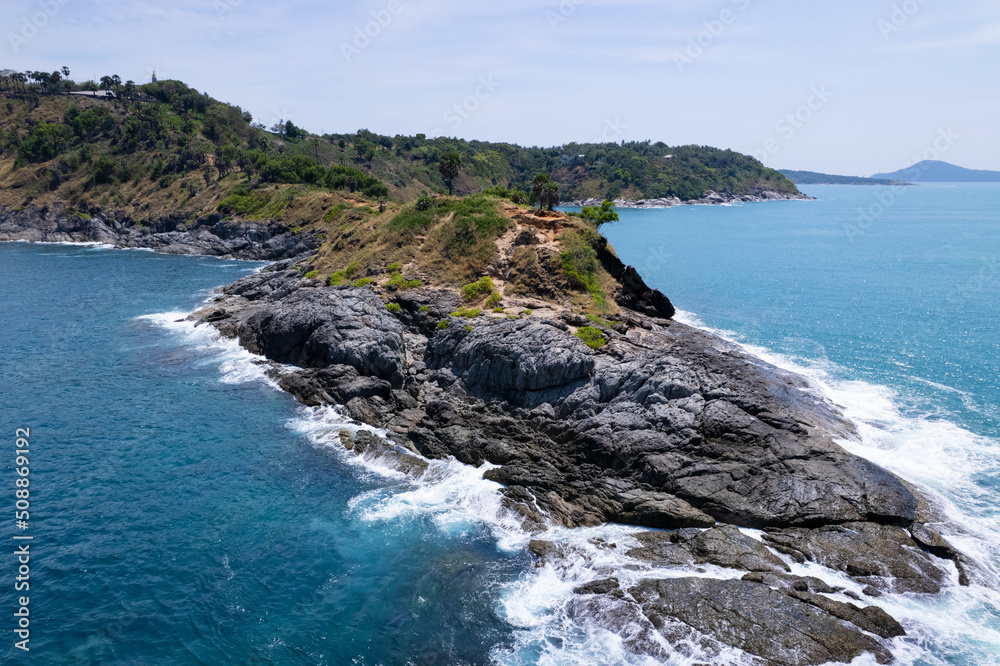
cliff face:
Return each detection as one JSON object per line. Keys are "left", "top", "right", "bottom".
{"left": 2, "top": 202, "right": 971, "bottom": 665}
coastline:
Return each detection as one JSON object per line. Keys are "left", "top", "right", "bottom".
{"left": 562, "top": 188, "right": 813, "bottom": 209}
{"left": 2, "top": 199, "right": 975, "bottom": 665}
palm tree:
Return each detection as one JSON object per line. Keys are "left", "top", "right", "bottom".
{"left": 438, "top": 151, "right": 462, "bottom": 195}
{"left": 531, "top": 173, "right": 552, "bottom": 210}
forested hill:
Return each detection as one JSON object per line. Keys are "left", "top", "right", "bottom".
{"left": 0, "top": 70, "right": 798, "bottom": 218}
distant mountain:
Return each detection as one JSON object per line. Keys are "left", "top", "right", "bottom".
{"left": 872, "top": 160, "right": 1000, "bottom": 183}
{"left": 779, "top": 170, "right": 906, "bottom": 186}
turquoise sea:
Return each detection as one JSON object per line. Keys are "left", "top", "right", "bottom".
{"left": 1, "top": 183, "right": 998, "bottom": 664}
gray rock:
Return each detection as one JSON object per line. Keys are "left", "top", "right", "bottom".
{"left": 763, "top": 522, "right": 948, "bottom": 594}
{"left": 627, "top": 525, "right": 789, "bottom": 574}
{"left": 629, "top": 577, "right": 893, "bottom": 665}
{"left": 0, "top": 204, "right": 316, "bottom": 259}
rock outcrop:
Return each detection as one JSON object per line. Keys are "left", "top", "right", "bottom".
{"left": 0, "top": 204, "right": 316, "bottom": 259}
{"left": 181, "top": 260, "right": 970, "bottom": 664}
{"left": 9, "top": 200, "right": 964, "bottom": 665}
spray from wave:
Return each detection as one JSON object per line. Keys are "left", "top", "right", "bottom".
{"left": 138, "top": 304, "right": 1000, "bottom": 664}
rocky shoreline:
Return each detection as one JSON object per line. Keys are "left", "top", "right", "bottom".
{"left": 189, "top": 265, "right": 970, "bottom": 664}
{"left": 563, "top": 187, "right": 813, "bottom": 209}
{"left": 0, "top": 203, "right": 318, "bottom": 260}
{"left": 1, "top": 202, "right": 974, "bottom": 665}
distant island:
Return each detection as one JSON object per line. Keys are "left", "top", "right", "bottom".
{"left": 779, "top": 169, "right": 909, "bottom": 186}
{"left": 872, "top": 160, "right": 1000, "bottom": 183}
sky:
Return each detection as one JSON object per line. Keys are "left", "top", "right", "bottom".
{"left": 3, "top": 0, "right": 998, "bottom": 175}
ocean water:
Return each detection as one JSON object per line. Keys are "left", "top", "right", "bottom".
{"left": 0, "top": 182, "right": 997, "bottom": 665}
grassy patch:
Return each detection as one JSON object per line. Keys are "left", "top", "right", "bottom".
{"left": 450, "top": 307, "right": 481, "bottom": 318}
{"left": 575, "top": 326, "right": 606, "bottom": 350}
{"left": 484, "top": 291, "right": 502, "bottom": 309}
{"left": 437, "top": 321, "right": 449, "bottom": 330}
{"left": 304, "top": 270, "right": 319, "bottom": 279}
{"left": 462, "top": 276, "right": 495, "bottom": 302}
{"left": 560, "top": 230, "right": 606, "bottom": 309}
{"left": 352, "top": 277, "right": 373, "bottom": 287}
{"left": 324, "top": 203, "right": 352, "bottom": 222}
{"left": 386, "top": 303, "right": 402, "bottom": 314}
{"left": 327, "top": 271, "right": 346, "bottom": 285}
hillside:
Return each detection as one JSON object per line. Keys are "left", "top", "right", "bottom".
{"left": 0, "top": 72, "right": 799, "bottom": 223}
{"left": 872, "top": 160, "right": 1000, "bottom": 183}
{"left": 779, "top": 169, "right": 908, "bottom": 186}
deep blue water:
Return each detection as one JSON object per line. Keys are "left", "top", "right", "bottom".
{"left": 2, "top": 182, "right": 999, "bottom": 665}
{"left": 0, "top": 245, "right": 525, "bottom": 665}
{"left": 594, "top": 183, "right": 1000, "bottom": 663}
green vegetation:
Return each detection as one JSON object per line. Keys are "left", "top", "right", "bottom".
{"left": 388, "top": 273, "right": 422, "bottom": 290}
{"left": 304, "top": 270, "right": 319, "bottom": 279}
{"left": 482, "top": 185, "right": 527, "bottom": 204}
{"left": 560, "top": 230, "right": 606, "bottom": 309}
{"left": 575, "top": 326, "right": 606, "bottom": 350}
{"left": 580, "top": 199, "right": 619, "bottom": 227}
{"left": 386, "top": 303, "right": 403, "bottom": 314}
{"left": 484, "top": 291, "right": 502, "bottom": 309}
{"left": 352, "top": 277, "right": 373, "bottom": 287}
{"left": 418, "top": 305, "right": 431, "bottom": 312}
{"left": 520, "top": 309, "right": 533, "bottom": 316}
{"left": 0, "top": 69, "right": 797, "bottom": 230}
{"left": 386, "top": 263, "right": 421, "bottom": 290}
{"left": 462, "top": 276, "right": 495, "bottom": 302}
{"left": 438, "top": 151, "right": 462, "bottom": 195}
{"left": 437, "top": 321, "right": 449, "bottom": 330}
{"left": 531, "top": 173, "right": 560, "bottom": 210}
{"left": 450, "top": 307, "right": 481, "bottom": 318}
{"left": 492, "top": 307, "right": 504, "bottom": 314}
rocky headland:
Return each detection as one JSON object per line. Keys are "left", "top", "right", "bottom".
{"left": 0, "top": 197, "right": 973, "bottom": 665}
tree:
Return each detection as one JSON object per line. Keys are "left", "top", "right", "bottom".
{"left": 531, "top": 173, "right": 560, "bottom": 210}
{"left": 581, "top": 199, "right": 619, "bottom": 227}
{"left": 542, "top": 182, "right": 559, "bottom": 210}
{"left": 284, "top": 119, "right": 302, "bottom": 140}
{"left": 354, "top": 138, "right": 376, "bottom": 170}
{"left": 439, "top": 151, "right": 462, "bottom": 195}
{"left": 310, "top": 136, "right": 320, "bottom": 164}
